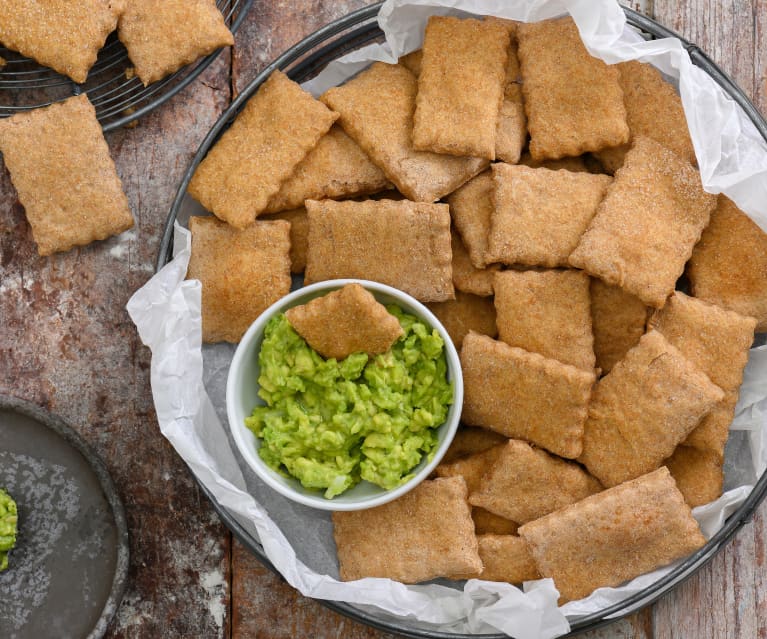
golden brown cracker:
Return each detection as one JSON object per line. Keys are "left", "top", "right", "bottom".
{"left": 413, "top": 16, "right": 509, "bottom": 159}
{"left": 590, "top": 279, "right": 649, "bottom": 375}
{"left": 446, "top": 171, "right": 494, "bottom": 269}
{"left": 518, "top": 467, "right": 706, "bottom": 602}
{"left": 426, "top": 291, "right": 497, "bottom": 350}
{"left": 332, "top": 476, "right": 482, "bottom": 583}
{"left": 517, "top": 17, "right": 629, "bottom": 160}
{"left": 118, "top": 0, "right": 233, "bottom": 85}
{"left": 472, "top": 508, "right": 519, "bottom": 536}
{"left": 450, "top": 535, "right": 540, "bottom": 583}
{"left": 261, "top": 207, "right": 309, "bottom": 274}
{"left": 493, "top": 269, "right": 595, "bottom": 371}
{"left": 665, "top": 445, "right": 724, "bottom": 508}
{"left": 304, "top": 199, "right": 454, "bottom": 302}
{"left": 495, "top": 83, "right": 527, "bottom": 164}
{"left": 578, "top": 330, "right": 725, "bottom": 487}
{"left": 688, "top": 195, "right": 767, "bottom": 331}
{"left": 434, "top": 444, "right": 506, "bottom": 494}
{"left": 398, "top": 50, "right": 423, "bottom": 76}
{"left": 189, "top": 71, "right": 338, "bottom": 228}
{"left": 460, "top": 332, "right": 594, "bottom": 459}
{"left": 442, "top": 426, "right": 508, "bottom": 464}
{"left": 683, "top": 394, "right": 738, "bottom": 459}
{"left": 452, "top": 231, "right": 499, "bottom": 297}
{"left": 0, "top": 94, "right": 133, "bottom": 256}
{"left": 0, "top": 0, "right": 124, "bottom": 83}
{"left": 519, "top": 153, "right": 591, "bottom": 173}
{"left": 187, "top": 216, "right": 291, "bottom": 343}
{"left": 470, "top": 439, "right": 602, "bottom": 524}
{"left": 568, "top": 136, "right": 717, "bottom": 307}
{"left": 320, "top": 62, "right": 487, "bottom": 202}
{"left": 263, "top": 125, "right": 390, "bottom": 214}
{"left": 486, "top": 164, "right": 611, "bottom": 268}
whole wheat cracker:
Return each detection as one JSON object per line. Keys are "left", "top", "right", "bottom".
{"left": 472, "top": 508, "right": 519, "bottom": 536}
{"left": 441, "top": 426, "right": 508, "bottom": 465}
{"left": 434, "top": 444, "right": 506, "bottom": 494}
{"left": 446, "top": 171, "right": 495, "bottom": 269}
{"left": 665, "top": 445, "right": 724, "bottom": 508}
{"left": 426, "top": 290, "right": 497, "bottom": 350}
{"left": 261, "top": 207, "right": 309, "bottom": 274}
{"left": 448, "top": 534, "right": 541, "bottom": 583}
{"left": 451, "top": 231, "right": 499, "bottom": 297}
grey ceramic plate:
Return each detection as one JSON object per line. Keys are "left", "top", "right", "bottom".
{"left": 0, "top": 396, "right": 129, "bottom": 639}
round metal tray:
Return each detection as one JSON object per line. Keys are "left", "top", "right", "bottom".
{"left": 157, "top": 4, "right": 767, "bottom": 637}
{"left": 0, "top": 0, "right": 253, "bottom": 132}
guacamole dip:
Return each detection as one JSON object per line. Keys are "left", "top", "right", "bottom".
{"left": 245, "top": 305, "right": 453, "bottom": 498}
{"left": 0, "top": 488, "right": 18, "bottom": 571}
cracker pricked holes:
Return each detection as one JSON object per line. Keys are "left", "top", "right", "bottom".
{"left": 0, "top": 94, "right": 133, "bottom": 256}
{"left": 188, "top": 70, "right": 338, "bottom": 229}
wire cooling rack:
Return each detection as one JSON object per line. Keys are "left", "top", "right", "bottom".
{"left": 0, "top": 0, "right": 252, "bottom": 131}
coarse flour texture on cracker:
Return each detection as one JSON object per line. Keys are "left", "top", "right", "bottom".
{"left": 446, "top": 170, "right": 495, "bottom": 269}
{"left": 451, "top": 231, "right": 499, "bottom": 297}
{"left": 260, "top": 207, "right": 309, "bottom": 274}
{"left": 426, "top": 291, "right": 497, "bottom": 350}
{"left": 0, "top": 94, "right": 133, "bottom": 256}
{"left": 189, "top": 70, "right": 338, "bottom": 229}
{"left": 447, "top": 534, "right": 541, "bottom": 583}
{"left": 304, "top": 199, "right": 454, "bottom": 302}
{"left": 187, "top": 216, "right": 291, "bottom": 343}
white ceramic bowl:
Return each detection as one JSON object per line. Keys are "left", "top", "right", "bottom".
{"left": 226, "top": 279, "right": 463, "bottom": 511}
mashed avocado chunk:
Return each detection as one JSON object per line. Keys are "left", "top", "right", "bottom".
{"left": 246, "top": 305, "right": 453, "bottom": 498}
{"left": 0, "top": 488, "right": 18, "bottom": 571}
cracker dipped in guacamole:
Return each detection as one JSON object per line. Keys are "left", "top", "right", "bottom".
{"left": 0, "top": 488, "right": 18, "bottom": 571}
{"left": 245, "top": 305, "right": 453, "bottom": 498}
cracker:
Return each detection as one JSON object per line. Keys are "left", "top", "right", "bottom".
{"left": 449, "top": 535, "right": 540, "bottom": 583}
{"left": 472, "top": 508, "right": 519, "bottom": 536}
{"left": 683, "top": 394, "right": 738, "bottom": 459}
{"left": 452, "top": 231, "right": 499, "bottom": 297}
{"left": 595, "top": 60, "right": 696, "bottom": 173}
{"left": 434, "top": 444, "right": 506, "bottom": 493}
{"left": 261, "top": 207, "right": 309, "bottom": 274}
{"left": 304, "top": 199, "right": 454, "bottom": 302}
{"left": 0, "top": 94, "right": 133, "bottom": 256}
{"left": 578, "top": 330, "right": 724, "bottom": 487}
{"left": 493, "top": 270, "right": 595, "bottom": 371}
{"left": 413, "top": 16, "right": 509, "bottom": 159}
{"left": 469, "top": 439, "right": 602, "bottom": 524}
{"left": 398, "top": 50, "right": 423, "bottom": 76}
{"left": 495, "top": 83, "right": 527, "bottom": 165}
{"left": 332, "top": 476, "right": 482, "bottom": 583}
{"left": 426, "top": 291, "right": 497, "bottom": 350}
{"left": 442, "top": 426, "right": 508, "bottom": 464}
{"left": 517, "top": 17, "right": 629, "bottom": 160}
{"left": 519, "top": 153, "right": 590, "bottom": 173}
{"left": 665, "top": 445, "right": 724, "bottom": 508}
{"left": 460, "top": 332, "right": 594, "bottom": 459}
{"left": 189, "top": 71, "right": 338, "bottom": 228}
{"left": 568, "top": 136, "right": 717, "bottom": 307}
{"left": 187, "top": 216, "right": 291, "bottom": 343}
{"left": 285, "top": 283, "right": 403, "bottom": 360}
{"left": 0, "top": 1, "right": 124, "bottom": 83}
{"left": 263, "top": 125, "right": 390, "bottom": 214}
{"left": 590, "top": 279, "right": 649, "bottom": 375}
{"left": 118, "top": 0, "right": 233, "bottom": 85}
{"left": 320, "top": 62, "right": 487, "bottom": 202}
{"left": 518, "top": 467, "right": 706, "bottom": 602}
{"left": 486, "top": 164, "right": 612, "bottom": 268}
{"left": 446, "top": 171, "right": 494, "bottom": 269}
{"left": 688, "top": 195, "right": 767, "bottom": 331}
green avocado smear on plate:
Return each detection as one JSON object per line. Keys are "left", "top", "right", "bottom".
{"left": 245, "top": 305, "right": 453, "bottom": 498}
{"left": 0, "top": 488, "right": 18, "bottom": 571}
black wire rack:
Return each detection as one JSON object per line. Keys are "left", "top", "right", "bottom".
{"left": 0, "top": 0, "right": 253, "bottom": 132}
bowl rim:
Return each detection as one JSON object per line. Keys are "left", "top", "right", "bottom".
{"left": 225, "top": 278, "right": 464, "bottom": 512}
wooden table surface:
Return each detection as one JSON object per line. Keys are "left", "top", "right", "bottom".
{"left": 1, "top": 1, "right": 765, "bottom": 637}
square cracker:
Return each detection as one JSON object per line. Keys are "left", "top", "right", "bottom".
{"left": 261, "top": 207, "right": 308, "bottom": 274}
{"left": 568, "top": 136, "right": 716, "bottom": 307}
{"left": 285, "top": 283, "right": 403, "bottom": 360}
{"left": 469, "top": 439, "right": 602, "bottom": 524}
{"left": 304, "top": 199, "right": 453, "bottom": 302}
{"left": 426, "top": 291, "right": 497, "bottom": 351}
{"left": 665, "top": 445, "right": 724, "bottom": 508}
{"left": 688, "top": 195, "right": 767, "bottom": 331}
{"left": 578, "top": 330, "right": 724, "bottom": 487}
{"left": 413, "top": 16, "right": 509, "bottom": 159}
{"left": 595, "top": 60, "right": 696, "bottom": 173}
{"left": 0, "top": 94, "right": 133, "bottom": 256}
{"left": 486, "top": 164, "right": 612, "bottom": 268}
{"left": 517, "top": 17, "right": 629, "bottom": 160}
{"left": 441, "top": 426, "right": 508, "bottom": 464}
{"left": 332, "top": 476, "right": 482, "bottom": 583}
{"left": 320, "top": 62, "right": 488, "bottom": 202}
{"left": 446, "top": 171, "right": 494, "bottom": 269}
{"left": 590, "top": 279, "right": 649, "bottom": 375}
{"left": 189, "top": 71, "right": 338, "bottom": 229}
{"left": 460, "top": 332, "right": 594, "bottom": 459}
{"left": 434, "top": 444, "right": 506, "bottom": 494}
{"left": 263, "top": 125, "right": 390, "bottom": 214}
{"left": 448, "top": 535, "right": 540, "bottom": 583}
{"left": 0, "top": 1, "right": 124, "bottom": 83}
{"left": 187, "top": 216, "right": 291, "bottom": 343}
{"left": 451, "top": 231, "right": 499, "bottom": 297}
{"left": 493, "top": 269, "right": 595, "bottom": 371}
{"left": 518, "top": 467, "right": 706, "bottom": 602}
{"left": 118, "top": 0, "right": 234, "bottom": 85}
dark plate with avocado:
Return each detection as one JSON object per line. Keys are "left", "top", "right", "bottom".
{"left": 0, "top": 396, "right": 129, "bottom": 639}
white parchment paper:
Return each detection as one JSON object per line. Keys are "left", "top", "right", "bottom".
{"left": 127, "top": 1, "right": 767, "bottom": 637}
